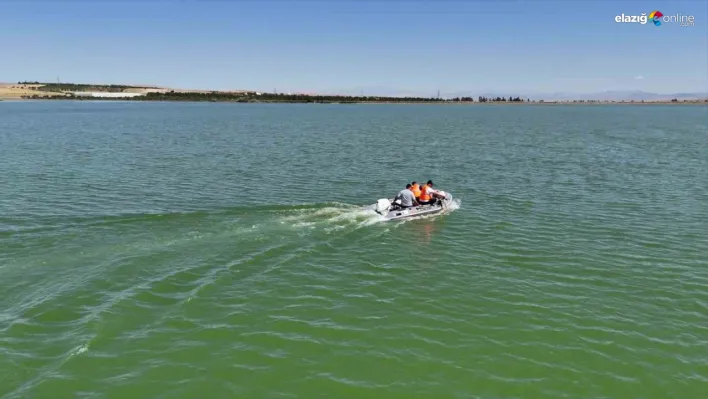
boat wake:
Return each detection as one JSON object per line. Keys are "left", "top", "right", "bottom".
{"left": 1, "top": 197, "right": 462, "bottom": 245}
{"left": 278, "top": 203, "right": 387, "bottom": 232}
{"left": 278, "top": 197, "right": 461, "bottom": 231}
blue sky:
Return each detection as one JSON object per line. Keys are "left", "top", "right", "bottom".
{"left": 1, "top": 0, "right": 706, "bottom": 95}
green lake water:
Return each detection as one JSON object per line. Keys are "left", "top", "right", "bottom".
{"left": 1, "top": 101, "right": 707, "bottom": 398}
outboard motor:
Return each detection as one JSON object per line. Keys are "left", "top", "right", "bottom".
{"left": 432, "top": 191, "right": 452, "bottom": 208}
{"left": 374, "top": 198, "right": 392, "bottom": 214}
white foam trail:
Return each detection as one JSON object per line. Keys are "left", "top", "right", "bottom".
{"left": 279, "top": 204, "right": 386, "bottom": 230}
{"left": 69, "top": 344, "right": 89, "bottom": 357}
{"left": 280, "top": 207, "right": 350, "bottom": 222}
{"left": 280, "top": 197, "right": 460, "bottom": 231}
{"left": 446, "top": 198, "right": 462, "bottom": 212}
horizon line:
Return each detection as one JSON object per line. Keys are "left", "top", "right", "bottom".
{"left": 5, "top": 80, "right": 708, "bottom": 96}
{"left": 3, "top": 81, "right": 708, "bottom": 100}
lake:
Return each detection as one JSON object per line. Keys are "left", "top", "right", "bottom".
{"left": 1, "top": 101, "right": 706, "bottom": 398}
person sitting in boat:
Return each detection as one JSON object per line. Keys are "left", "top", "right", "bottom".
{"left": 419, "top": 180, "right": 445, "bottom": 205}
{"left": 418, "top": 182, "right": 434, "bottom": 205}
{"left": 393, "top": 183, "right": 420, "bottom": 209}
{"left": 410, "top": 181, "right": 422, "bottom": 199}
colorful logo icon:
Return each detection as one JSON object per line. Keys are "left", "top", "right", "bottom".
{"left": 649, "top": 10, "right": 663, "bottom": 26}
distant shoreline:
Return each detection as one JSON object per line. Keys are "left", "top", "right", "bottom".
{"left": 6, "top": 99, "right": 708, "bottom": 106}
{"left": 6, "top": 97, "right": 707, "bottom": 105}
{"left": 2, "top": 82, "right": 707, "bottom": 105}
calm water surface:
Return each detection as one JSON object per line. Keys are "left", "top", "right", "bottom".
{"left": 1, "top": 101, "right": 707, "bottom": 398}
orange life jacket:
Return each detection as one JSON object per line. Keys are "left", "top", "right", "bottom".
{"left": 419, "top": 185, "right": 431, "bottom": 201}
{"left": 411, "top": 184, "right": 421, "bottom": 198}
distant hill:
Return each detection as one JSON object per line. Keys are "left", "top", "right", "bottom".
{"left": 535, "top": 90, "right": 708, "bottom": 102}
{"left": 447, "top": 90, "right": 708, "bottom": 102}
{"left": 332, "top": 87, "right": 707, "bottom": 101}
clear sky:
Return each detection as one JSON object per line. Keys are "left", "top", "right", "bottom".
{"left": 1, "top": 0, "right": 706, "bottom": 95}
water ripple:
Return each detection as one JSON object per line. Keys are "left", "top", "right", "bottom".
{"left": 1, "top": 103, "right": 707, "bottom": 398}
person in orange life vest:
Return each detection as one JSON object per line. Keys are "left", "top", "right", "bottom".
{"left": 419, "top": 180, "right": 444, "bottom": 205}
{"left": 410, "top": 181, "right": 422, "bottom": 199}
{"left": 418, "top": 183, "right": 433, "bottom": 205}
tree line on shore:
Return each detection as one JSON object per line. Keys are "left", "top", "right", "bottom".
{"left": 20, "top": 89, "right": 534, "bottom": 103}
{"left": 16, "top": 82, "right": 159, "bottom": 93}
{"left": 17, "top": 83, "right": 539, "bottom": 102}
{"left": 21, "top": 91, "right": 707, "bottom": 104}
{"left": 477, "top": 96, "right": 526, "bottom": 102}
{"left": 15, "top": 82, "right": 708, "bottom": 103}
{"left": 139, "top": 91, "right": 453, "bottom": 102}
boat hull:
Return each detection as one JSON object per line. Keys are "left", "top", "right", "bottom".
{"left": 370, "top": 192, "right": 453, "bottom": 221}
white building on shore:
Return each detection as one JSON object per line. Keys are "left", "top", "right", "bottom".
{"left": 71, "top": 92, "right": 146, "bottom": 98}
